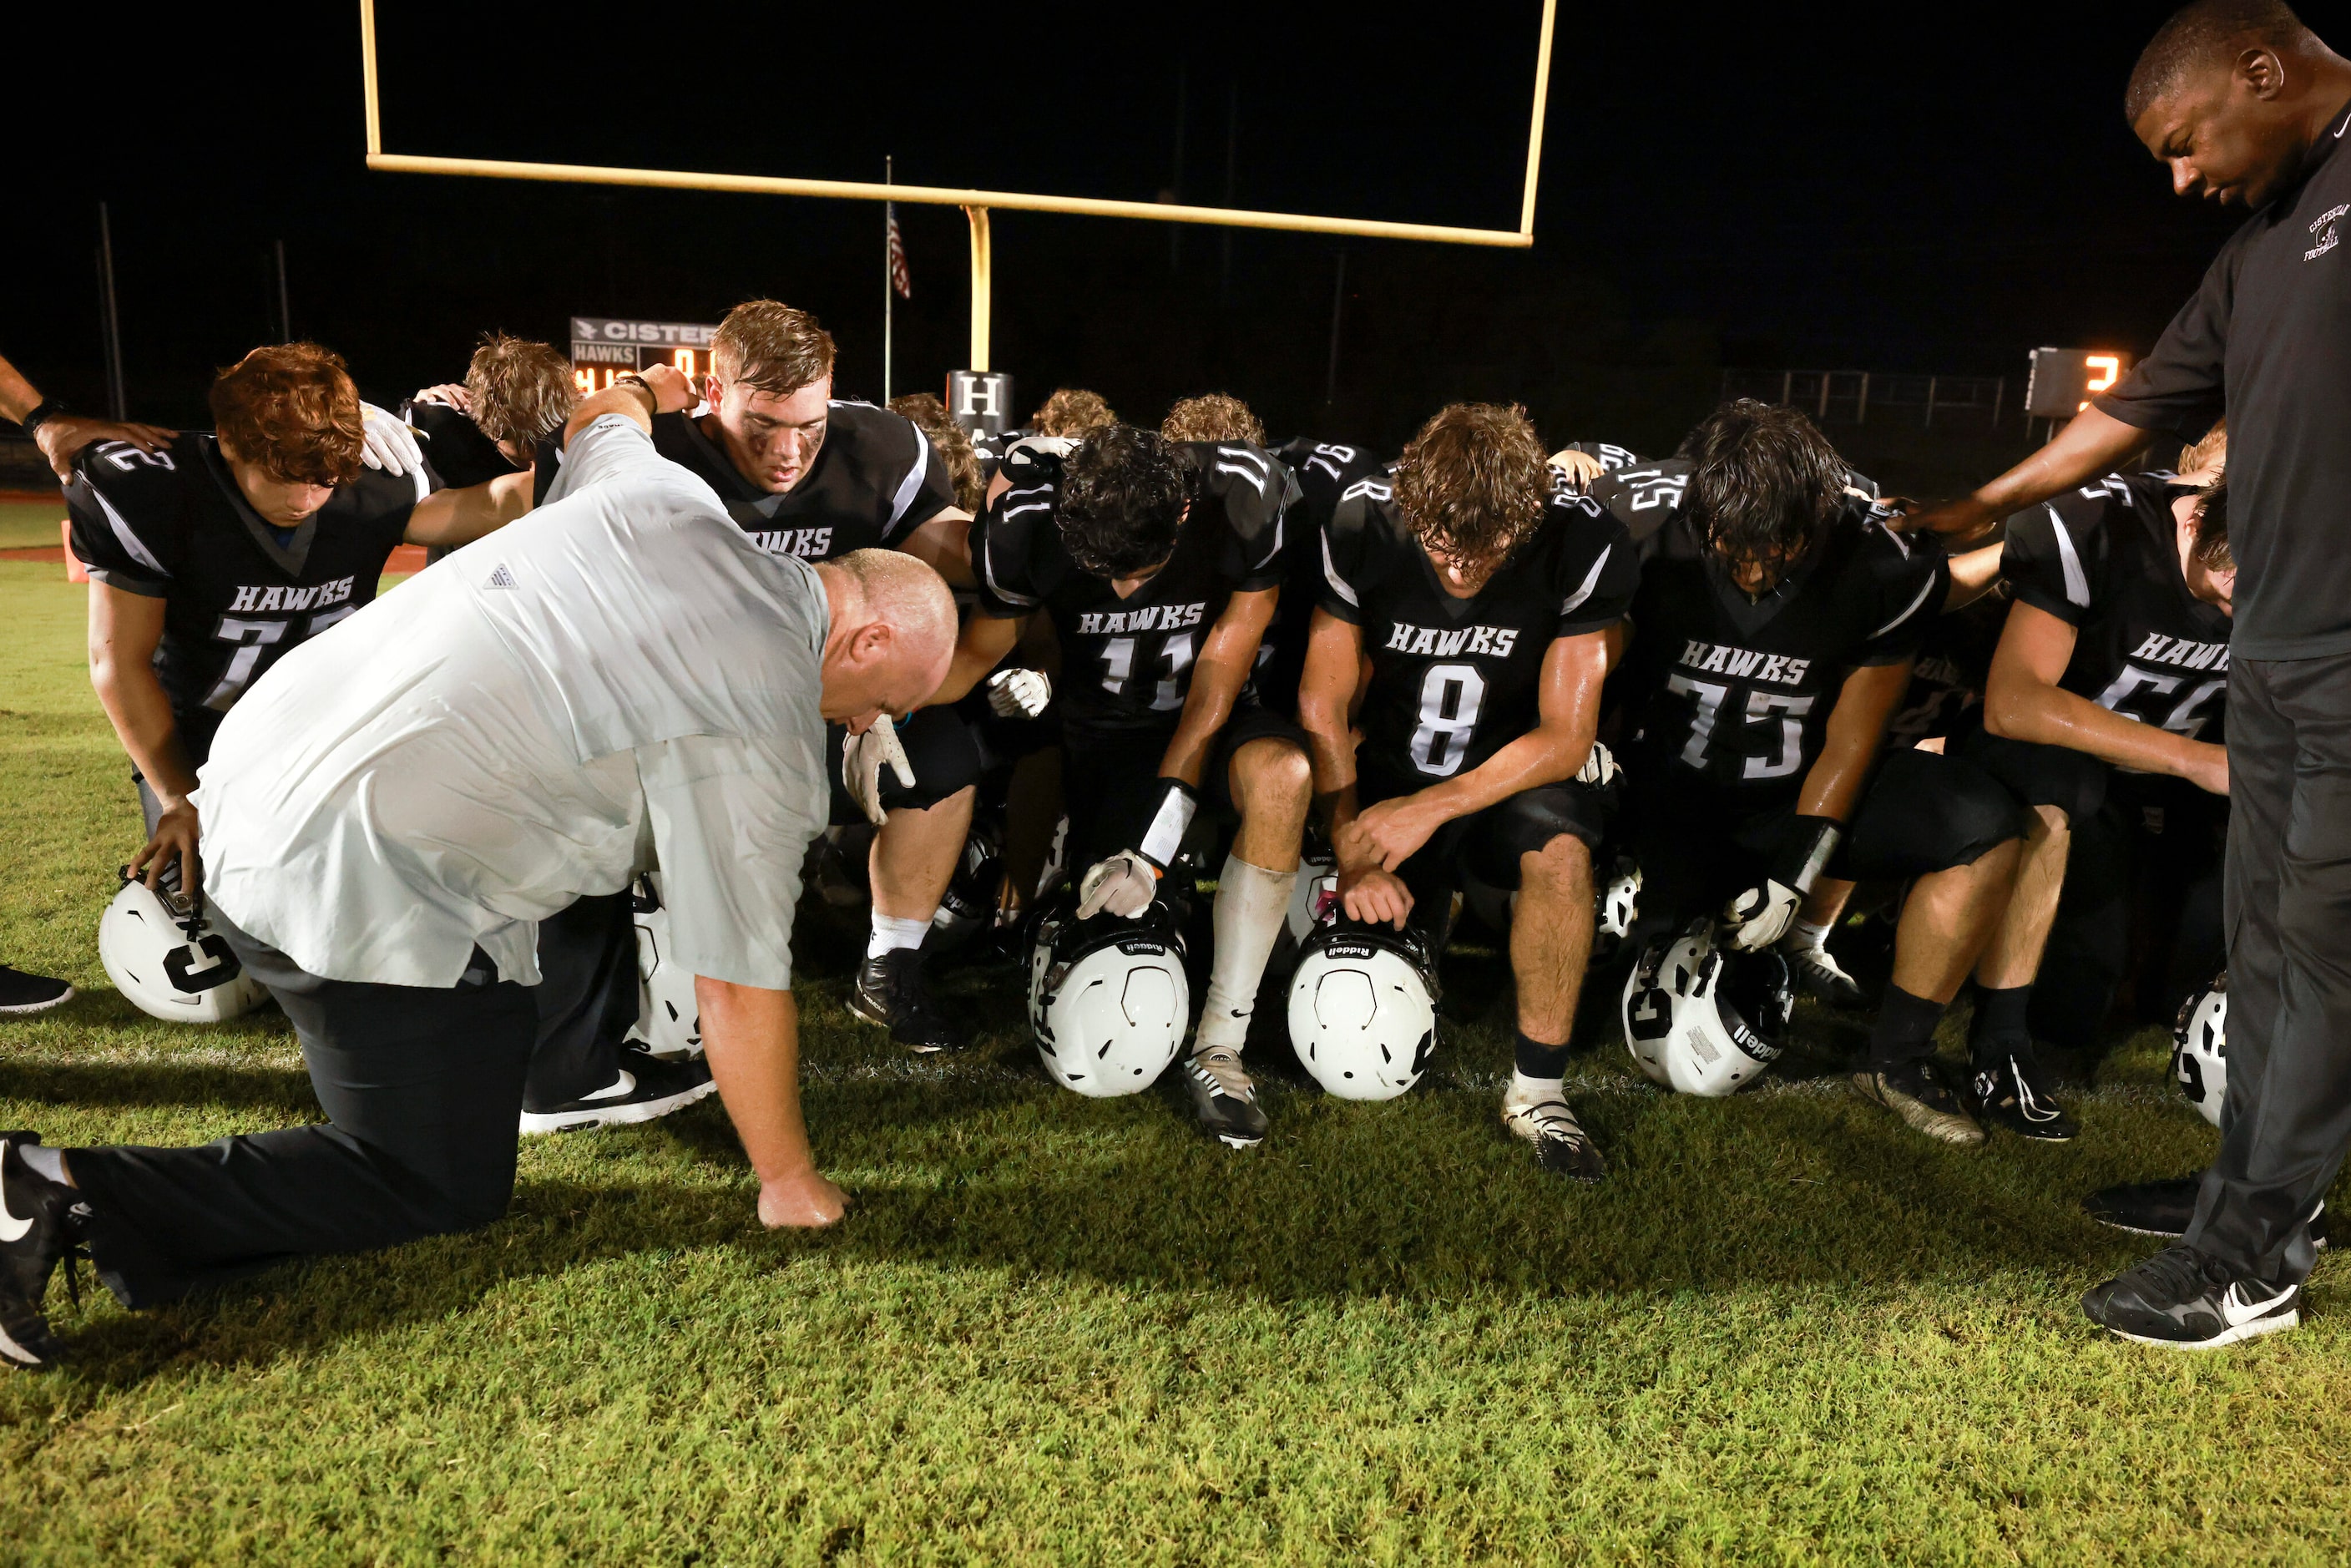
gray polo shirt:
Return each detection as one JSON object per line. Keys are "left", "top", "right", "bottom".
{"left": 195, "top": 414, "right": 831, "bottom": 990}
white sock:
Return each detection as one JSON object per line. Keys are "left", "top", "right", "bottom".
{"left": 1506, "top": 1070, "right": 1565, "bottom": 1109}
{"left": 867, "top": 913, "right": 931, "bottom": 960}
{"left": 1195, "top": 853, "right": 1297, "bottom": 1053}
{"left": 21, "top": 1146, "right": 66, "bottom": 1185}
{"left": 1786, "top": 918, "right": 1831, "bottom": 953}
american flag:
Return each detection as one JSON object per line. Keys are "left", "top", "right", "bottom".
{"left": 886, "top": 203, "right": 912, "bottom": 300}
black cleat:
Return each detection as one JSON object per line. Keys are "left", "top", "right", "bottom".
{"left": 0, "top": 1134, "right": 82, "bottom": 1370}
{"left": 0, "top": 967, "right": 73, "bottom": 1017}
{"left": 1969, "top": 1048, "right": 2077, "bottom": 1141}
{"left": 848, "top": 948, "right": 971, "bottom": 1054}
{"left": 2083, "top": 1176, "right": 2328, "bottom": 1249}
{"left": 2082, "top": 1244, "right": 2299, "bottom": 1348}
{"left": 1501, "top": 1097, "right": 1607, "bottom": 1182}
{"left": 1181, "top": 1047, "right": 1269, "bottom": 1147}
{"left": 518, "top": 1044, "right": 717, "bottom": 1135}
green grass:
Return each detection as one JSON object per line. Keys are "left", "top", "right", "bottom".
{"left": 2, "top": 557, "right": 2346, "bottom": 1563}
{"left": 0, "top": 497, "right": 68, "bottom": 552}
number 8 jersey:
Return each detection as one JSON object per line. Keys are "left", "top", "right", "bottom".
{"left": 67, "top": 435, "right": 425, "bottom": 761}
{"left": 1317, "top": 473, "right": 1637, "bottom": 789}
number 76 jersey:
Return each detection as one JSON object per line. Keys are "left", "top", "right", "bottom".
{"left": 1317, "top": 475, "right": 1637, "bottom": 785}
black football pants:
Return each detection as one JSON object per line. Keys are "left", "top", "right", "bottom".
{"left": 2185, "top": 650, "right": 2351, "bottom": 1288}
{"left": 522, "top": 891, "right": 640, "bottom": 1110}
{"left": 68, "top": 918, "right": 536, "bottom": 1308}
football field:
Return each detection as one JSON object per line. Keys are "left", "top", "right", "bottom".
{"left": 1, "top": 554, "right": 2346, "bottom": 1564}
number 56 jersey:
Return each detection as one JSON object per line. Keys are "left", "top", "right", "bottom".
{"left": 1607, "top": 478, "right": 1948, "bottom": 802}
{"left": 1317, "top": 474, "right": 1637, "bottom": 789}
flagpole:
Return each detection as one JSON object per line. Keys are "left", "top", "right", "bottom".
{"left": 882, "top": 155, "right": 893, "bottom": 403}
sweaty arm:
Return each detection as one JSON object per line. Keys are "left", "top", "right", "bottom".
{"left": 1984, "top": 599, "right": 2227, "bottom": 793}
{"left": 1797, "top": 660, "right": 1913, "bottom": 822}
{"left": 87, "top": 584, "right": 200, "bottom": 889}
{"left": 897, "top": 508, "right": 976, "bottom": 589}
{"left": 1157, "top": 587, "right": 1279, "bottom": 787}
{"left": 1297, "top": 607, "right": 1414, "bottom": 925}
{"left": 930, "top": 611, "right": 1027, "bottom": 707}
{"left": 695, "top": 980, "right": 847, "bottom": 1227}
{"left": 402, "top": 468, "right": 534, "bottom": 549}
{"left": 562, "top": 363, "right": 695, "bottom": 444}
{"left": 1944, "top": 542, "right": 2005, "bottom": 610}
{"left": 1342, "top": 630, "right": 1610, "bottom": 875}
{"left": 0, "top": 352, "right": 174, "bottom": 478}
{"left": 1910, "top": 407, "right": 2146, "bottom": 541}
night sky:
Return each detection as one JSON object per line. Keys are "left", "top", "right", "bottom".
{"left": 3, "top": 2, "right": 2246, "bottom": 458}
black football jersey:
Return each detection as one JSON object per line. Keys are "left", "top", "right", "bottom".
{"left": 402, "top": 398, "right": 523, "bottom": 490}
{"left": 1555, "top": 439, "right": 1646, "bottom": 478}
{"left": 533, "top": 401, "right": 957, "bottom": 560}
{"left": 2001, "top": 470, "right": 2232, "bottom": 745}
{"left": 1318, "top": 470, "right": 1637, "bottom": 788}
{"left": 1611, "top": 491, "right": 1948, "bottom": 801}
{"left": 972, "top": 439, "right": 1297, "bottom": 740}
{"left": 66, "top": 435, "right": 423, "bottom": 759}
{"left": 1263, "top": 438, "right": 1388, "bottom": 714}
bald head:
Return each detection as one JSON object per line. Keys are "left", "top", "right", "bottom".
{"left": 2126, "top": 2, "right": 2348, "bottom": 208}
{"left": 812, "top": 549, "right": 957, "bottom": 728}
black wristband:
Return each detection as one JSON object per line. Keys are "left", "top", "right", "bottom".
{"left": 17, "top": 398, "right": 64, "bottom": 436}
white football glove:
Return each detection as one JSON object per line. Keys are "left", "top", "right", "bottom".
{"left": 1722, "top": 879, "right": 1802, "bottom": 952}
{"left": 984, "top": 667, "right": 1053, "bottom": 720}
{"left": 1076, "top": 849, "right": 1160, "bottom": 920}
{"left": 1576, "top": 739, "right": 1620, "bottom": 789}
{"left": 841, "top": 714, "right": 917, "bottom": 827}
{"left": 358, "top": 401, "right": 425, "bottom": 478}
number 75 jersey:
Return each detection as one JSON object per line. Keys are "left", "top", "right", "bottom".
{"left": 1317, "top": 475, "right": 1637, "bottom": 784}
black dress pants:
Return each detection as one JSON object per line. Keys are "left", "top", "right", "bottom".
{"left": 69, "top": 919, "right": 537, "bottom": 1308}
{"left": 2185, "top": 650, "right": 2351, "bottom": 1287}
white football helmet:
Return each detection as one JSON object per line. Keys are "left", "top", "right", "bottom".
{"left": 1621, "top": 922, "right": 1792, "bottom": 1096}
{"left": 99, "top": 878, "right": 270, "bottom": 1024}
{"left": 1028, "top": 897, "right": 1190, "bottom": 1098}
{"left": 2173, "top": 973, "right": 2227, "bottom": 1128}
{"left": 624, "top": 874, "right": 701, "bottom": 1060}
{"left": 1595, "top": 857, "right": 1641, "bottom": 957}
{"left": 1287, "top": 919, "right": 1439, "bottom": 1101}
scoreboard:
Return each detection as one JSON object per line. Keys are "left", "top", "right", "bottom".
{"left": 569, "top": 316, "right": 719, "bottom": 396}
{"left": 2025, "top": 347, "right": 2131, "bottom": 419}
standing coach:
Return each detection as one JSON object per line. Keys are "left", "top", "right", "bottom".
{"left": 1914, "top": 1, "right": 2351, "bottom": 1347}
{"left": 0, "top": 377, "right": 956, "bottom": 1369}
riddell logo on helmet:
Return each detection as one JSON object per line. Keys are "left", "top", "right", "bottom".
{"left": 1327, "top": 942, "right": 1376, "bottom": 960}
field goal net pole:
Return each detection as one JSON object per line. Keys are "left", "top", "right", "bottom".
{"left": 359, "top": 0, "right": 1555, "bottom": 372}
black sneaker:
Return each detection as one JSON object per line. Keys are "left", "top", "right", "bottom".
{"left": 1851, "top": 1059, "right": 1984, "bottom": 1146}
{"left": 848, "top": 948, "right": 971, "bottom": 1054}
{"left": 1500, "top": 1097, "right": 1607, "bottom": 1182}
{"left": 1181, "top": 1047, "right": 1268, "bottom": 1148}
{"left": 1969, "top": 1048, "right": 2077, "bottom": 1141}
{"left": 518, "top": 1044, "right": 717, "bottom": 1135}
{"left": 0, "top": 967, "right": 73, "bottom": 1017}
{"left": 0, "top": 1134, "right": 82, "bottom": 1369}
{"left": 2082, "top": 1244, "right": 2299, "bottom": 1348}
{"left": 2083, "top": 1176, "right": 2330, "bottom": 1249}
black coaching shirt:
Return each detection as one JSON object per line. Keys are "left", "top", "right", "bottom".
{"left": 1605, "top": 473, "right": 1948, "bottom": 804}
{"left": 2096, "top": 99, "right": 2351, "bottom": 660}
{"left": 534, "top": 401, "right": 957, "bottom": 560}
{"left": 1318, "top": 470, "right": 1637, "bottom": 789}
{"left": 972, "top": 438, "right": 1295, "bottom": 741}
{"left": 67, "top": 435, "right": 424, "bottom": 761}
{"left": 2002, "top": 469, "right": 2232, "bottom": 745}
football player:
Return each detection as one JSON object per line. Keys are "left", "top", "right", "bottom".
{"left": 1961, "top": 430, "right": 2232, "bottom": 1148}
{"left": 561, "top": 301, "right": 984, "bottom": 1053}
{"left": 1301, "top": 402, "right": 1638, "bottom": 1180}
{"left": 1600, "top": 401, "right": 2023, "bottom": 1146}
{"left": 938, "top": 422, "right": 1306, "bottom": 1145}
{"left": 404, "top": 334, "right": 577, "bottom": 490}
{"left": 1267, "top": 428, "right": 1386, "bottom": 721}
{"left": 71, "top": 342, "right": 529, "bottom": 898}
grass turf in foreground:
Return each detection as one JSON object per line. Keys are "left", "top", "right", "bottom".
{"left": 1, "top": 557, "right": 2346, "bottom": 1564}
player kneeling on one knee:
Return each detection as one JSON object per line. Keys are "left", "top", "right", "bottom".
{"left": 932, "top": 423, "right": 1310, "bottom": 1145}
{"left": 1298, "top": 402, "right": 1637, "bottom": 1181}
{"left": 1595, "top": 399, "right": 2023, "bottom": 1146}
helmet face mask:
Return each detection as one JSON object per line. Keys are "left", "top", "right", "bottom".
{"left": 99, "top": 877, "right": 270, "bottom": 1024}
{"left": 2172, "top": 973, "right": 2227, "bottom": 1128}
{"left": 1287, "top": 918, "right": 1440, "bottom": 1101}
{"left": 1621, "top": 921, "right": 1790, "bottom": 1097}
{"left": 1029, "top": 894, "right": 1190, "bottom": 1098}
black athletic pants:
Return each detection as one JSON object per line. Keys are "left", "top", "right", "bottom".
{"left": 69, "top": 918, "right": 537, "bottom": 1308}
{"left": 2185, "top": 650, "right": 2351, "bottom": 1288}
{"left": 522, "top": 891, "right": 640, "bottom": 1110}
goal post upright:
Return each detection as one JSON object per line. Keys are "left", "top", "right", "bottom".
{"left": 357, "top": 0, "right": 1554, "bottom": 383}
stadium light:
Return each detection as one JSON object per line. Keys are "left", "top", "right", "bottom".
{"left": 356, "top": 0, "right": 1556, "bottom": 372}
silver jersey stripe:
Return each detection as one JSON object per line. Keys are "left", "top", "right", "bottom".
{"left": 1320, "top": 531, "right": 1358, "bottom": 607}
{"left": 83, "top": 480, "right": 168, "bottom": 576}
{"left": 2048, "top": 506, "right": 2091, "bottom": 609}
{"left": 883, "top": 422, "right": 935, "bottom": 537}
{"left": 1560, "top": 543, "right": 1613, "bottom": 616}
{"left": 1868, "top": 572, "right": 1942, "bottom": 642}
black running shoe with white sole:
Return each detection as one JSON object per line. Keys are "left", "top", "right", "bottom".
{"left": 848, "top": 948, "right": 971, "bottom": 1055}
{"left": 2082, "top": 1244, "right": 2300, "bottom": 1348}
{"left": 0, "top": 1134, "right": 83, "bottom": 1370}
{"left": 1779, "top": 938, "right": 1865, "bottom": 1009}
{"left": 1969, "top": 1049, "right": 2077, "bottom": 1141}
{"left": 2082, "top": 1176, "right": 2329, "bottom": 1249}
{"left": 0, "top": 967, "right": 73, "bottom": 1017}
{"left": 518, "top": 1045, "right": 717, "bottom": 1135}
{"left": 1181, "top": 1047, "right": 1268, "bottom": 1148}
{"left": 1852, "top": 1059, "right": 1984, "bottom": 1146}
{"left": 1500, "top": 1098, "right": 1607, "bottom": 1181}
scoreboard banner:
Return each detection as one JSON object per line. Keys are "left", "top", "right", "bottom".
{"left": 569, "top": 316, "right": 719, "bottom": 393}
{"left": 2025, "top": 348, "right": 2130, "bottom": 419}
